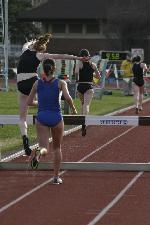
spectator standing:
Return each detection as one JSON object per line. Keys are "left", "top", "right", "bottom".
{"left": 120, "top": 53, "right": 133, "bottom": 96}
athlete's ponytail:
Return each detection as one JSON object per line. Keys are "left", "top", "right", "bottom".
{"left": 33, "top": 33, "right": 52, "bottom": 52}
{"left": 43, "top": 59, "right": 55, "bottom": 76}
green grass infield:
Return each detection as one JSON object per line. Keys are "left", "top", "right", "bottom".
{"left": 0, "top": 84, "right": 134, "bottom": 155}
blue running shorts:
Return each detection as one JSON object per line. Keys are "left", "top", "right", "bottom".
{"left": 36, "top": 111, "right": 63, "bottom": 127}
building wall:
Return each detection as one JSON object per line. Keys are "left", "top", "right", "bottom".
{"left": 42, "top": 19, "right": 121, "bottom": 55}
{"left": 47, "top": 37, "right": 150, "bottom": 63}
{"left": 38, "top": 19, "right": 149, "bottom": 62}
{"left": 47, "top": 38, "right": 122, "bottom": 55}
{"left": 19, "top": 1, "right": 150, "bottom": 62}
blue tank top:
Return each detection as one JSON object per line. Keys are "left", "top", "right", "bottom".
{"left": 37, "top": 78, "right": 61, "bottom": 113}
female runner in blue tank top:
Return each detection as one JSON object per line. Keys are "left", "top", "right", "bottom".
{"left": 27, "top": 59, "right": 77, "bottom": 184}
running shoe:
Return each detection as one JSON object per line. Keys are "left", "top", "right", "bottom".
{"left": 31, "top": 149, "right": 41, "bottom": 169}
{"left": 139, "top": 106, "right": 143, "bottom": 111}
{"left": 52, "top": 177, "right": 63, "bottom": 184}
{"left": 22, "top": 135, "right": 32, "bottom": 156}
{"left": 25, "top": 147, "right": 32, "bottom": 156}
{"left": 135, "top": 108, "right": 139, "bottom": 114}
{"left": 82, "top": 125, "right": 86, "bottom": 137}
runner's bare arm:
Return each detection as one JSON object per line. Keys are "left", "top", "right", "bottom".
{"left": 92, "top": 63, "right": 101, "bottom": 79}
{"left": 60, "top": 80, "right": 77, "bottom": 114}
{"left": 36, "top": 52, "right": 86, "bottom": 61}
{"left": 141, "top": 63, "right": 148, "bottom": 74}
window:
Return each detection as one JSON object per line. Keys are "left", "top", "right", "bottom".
{"left": 52, "top": 24, "right": 66, "bottom": 33}
{"left": 69, "top": 24, "right": 82, "bottom": 33}
{"left": 86, "top": 24, "right": 99, "bottom": 33}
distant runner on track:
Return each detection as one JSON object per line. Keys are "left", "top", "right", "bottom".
{"left": 75, "top": 49, "right": 101, "bottom": 135}
{"left": 132, "top": 55, "right": 147, "bottom": 114}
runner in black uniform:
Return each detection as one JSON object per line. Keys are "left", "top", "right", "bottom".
{"left": 132, "top": 56, "right": 147, "bottom": 114}
{"left": 17, "top": 34, "right": 85, "bottom": 155}
{"left": 75, "top": 49, "right": 101, "bottom": 135}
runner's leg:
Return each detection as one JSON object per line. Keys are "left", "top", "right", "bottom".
{"left": 83, "top": 89, "right": 94, "bottom": 115}
{"left": 18, "top": 92, "right": 28, "bottom": 136}
{"left": 133, "top": 83, "right": 139, "bottom": 109}
{"left": 77, "top": 92, "right": 84, "bottom": 114}
{"left": 18, "top": 92, "right": 31, "bottom": 155}
{"left": 139, "top": 85, "right": 144, "bottom": 110}
{"left": 36, "top": 120, "right": 50, "bottom": 151}
{"left": 51, "top": 120, "right": 64, "bottom": 177}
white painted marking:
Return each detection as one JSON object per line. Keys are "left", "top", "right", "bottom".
{"left": 79, "top": 126, "right": 135, "bottom": 162}
{"left": 87, "top": 172, "right": 143, "bottom": 225}
{"left": 0, "top": 126, "right": 134, "bottom": 214}
{"left": 1, "top": 126, "right": 81, "bottom": 162}
{"left": 1, "top": 100, "right": 150, "bottom": 215}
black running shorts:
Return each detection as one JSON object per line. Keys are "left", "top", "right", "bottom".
{"left": 17, "top": 76, "right": 38, "bottom": 95}
{"left": 133, "top": 77, "right": 144, "bottom": 87}
{"left": 77, "top": 83, "right": 93, "bottom": 94}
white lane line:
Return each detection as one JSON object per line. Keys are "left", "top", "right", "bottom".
{"left": 0, "top": 177, "right": 53, "bottom": 213}
{"left": 1, "top": 126, "right": 82, "bottom": 162}
{"left": 3, "top": 97, "right": 149, "bottom": 162}
{"left": 86, "top": 100, "right": 150, "bottom": 225}
{"left": 0, "top": 170, "right": 66, "bottom": 214}
{"left": 0, "top": 126, "right": 134, "bottom": 214}
{"left": 2, "top": 100, "right": 149, "bottom": 214}
{"left": 87, "top": 171, "right": 143, "bottom": 225}
{"left": 1, "top": 98, "right": 150, "bottom": 162}
{"left": 79, "top": 126, "right": 135, "bottom": 162}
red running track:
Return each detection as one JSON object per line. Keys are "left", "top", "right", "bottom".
{"left": 1, "top": 101, "right": 150, "bottom": 225}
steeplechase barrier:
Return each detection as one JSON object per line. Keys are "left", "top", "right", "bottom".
{"left": 0, "top": 114, "right": 150, "bottom": 126}
{"left": 0, "top": 161, "right": 150, "bottom": 171}
{"left": 1, "top": 114, "right": 150, "bottom": 171}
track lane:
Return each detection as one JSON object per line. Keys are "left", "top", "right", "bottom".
{"left": 1, "top": 100, "right": 150, "bottom": 224}
{"left": 0, "top": 126, "right": 134, "bottom": 211}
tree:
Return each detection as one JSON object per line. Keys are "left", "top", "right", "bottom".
{"left": 107, "top": 0, "right": 150, "bottom": 48}
{"left": 8, "top": 0, "right": 40, "bottom": 43}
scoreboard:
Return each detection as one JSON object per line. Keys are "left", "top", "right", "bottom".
{"left": 101, "top": 51, "right": 130, "bottom": 61}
